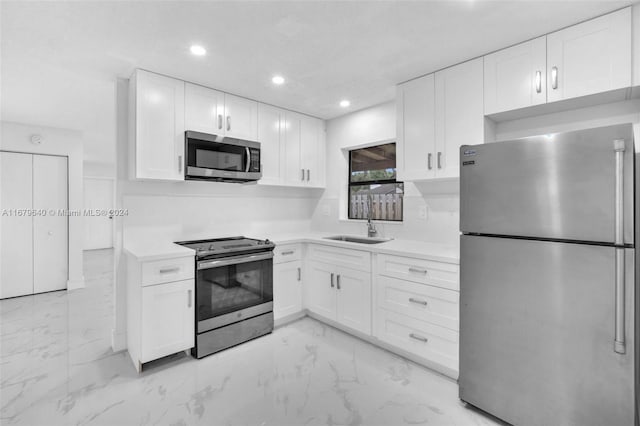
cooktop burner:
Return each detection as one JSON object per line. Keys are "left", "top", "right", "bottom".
{"left": 175, "top": 236, "right": 274, "bottom": 258}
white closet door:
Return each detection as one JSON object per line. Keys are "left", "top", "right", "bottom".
{"left": 33, "top": 155, "right": 68, "bottom": 294}
{"left": 0, "top": 152, "right": 34, "bottom": 299}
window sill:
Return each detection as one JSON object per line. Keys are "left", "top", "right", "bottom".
{"left": 338, "top": 219, "right": 404, "bottom": 226}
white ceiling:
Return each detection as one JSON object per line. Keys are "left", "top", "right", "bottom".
{"left": 0, "top": 0, "right": 633, "bottom": 164}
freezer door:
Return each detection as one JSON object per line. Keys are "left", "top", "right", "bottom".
{"left": 460, "top": 124, "right": 634, "bottom": 245}
{"left": 459, "top": 235, "right": 636, "bottom": 426}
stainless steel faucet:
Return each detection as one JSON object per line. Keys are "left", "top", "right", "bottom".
{"left": 367, "top": 194, "right": 377, "bottom": 237}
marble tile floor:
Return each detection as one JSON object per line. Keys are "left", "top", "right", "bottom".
{"left": 1, "top": 249, "right": 501, "bottom": 426}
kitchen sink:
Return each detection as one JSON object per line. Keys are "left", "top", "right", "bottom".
{"left": 323, "top": 235, "right": 392, "bottom": 244}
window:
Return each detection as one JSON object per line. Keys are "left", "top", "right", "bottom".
{"left": 348, "top": 142, "right": 403, "bottom": 221}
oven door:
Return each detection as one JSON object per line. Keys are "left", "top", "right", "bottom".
{"left": 185, "top": 131, "right": 261, "bottom": 181}
{"left": 196, "top": 251, "right": 273, "bottom": 333}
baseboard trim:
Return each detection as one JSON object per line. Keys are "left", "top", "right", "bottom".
{"left": 305, "top": 310, "right": 458, "bottom": 381}
{"left": 274, "top": 311, "right": 306, "bottom": 328}
{"left": 111, "top": 329, "right": 127, "bottom": 353}
{"left": 66, "top": 277, "right": 85, "bottom": 290}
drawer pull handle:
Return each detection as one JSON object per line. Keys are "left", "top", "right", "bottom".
{"left": 336, "top": 274, "right": 341, "bottom": 290}
{"left": 330, "top": 273, "right": 335, "bottom": 288}
{"left": 188, "top": 290, "right": 192, "bottom": 308}
{"left": 297, "top": 267, "right": 301, "bottom": 281}
{"left": 159, "top": 267, "right": 180, "bottom": 274}
{"left": 409, "top": 333, "right": 428, "bottom": 343}
{"left": 281, "top": 251, "right": 294, "bottom": 255}
{"left": 409, "top": 298, "right": 428, "bottom": 306}
{"left": 408, "top": 267, "right": 427, "bottom": 274}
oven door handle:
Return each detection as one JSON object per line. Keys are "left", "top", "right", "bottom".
{"left": 245, "top": 147, "right": 251, "bottom": 173}
{"left": 197, "top": 252, "right": 274, "bottom": 270}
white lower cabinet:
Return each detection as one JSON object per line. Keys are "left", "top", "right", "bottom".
{"left": 374, "top": 254, "right": 460, "bottom": 378}
{"left": 127, "top": 253, "right": 195, "bottom": 372}
{"left": 306, "top": 248, "right": 372, "bottom": 336}
{"left": 273, "top": 261, "right": 303, "bottom": 320}
{"left": 376, "top": 309, "right": 459, "bottom": 374}
{"left": 334, "top": 267, "right": 372, "bottom": 335}
{"left": 141, "top": 279, "right": 195, "bottom": 363}
{"left": 305, "top": 261, "right": 337, "bottom": 319}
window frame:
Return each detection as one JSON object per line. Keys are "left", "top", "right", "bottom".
{"left": 347, "top": 142, "right": 403, "bottom": 222}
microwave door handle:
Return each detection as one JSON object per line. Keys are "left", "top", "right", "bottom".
{"left": 245, "top": 147, "right": 251, "bottom": 172}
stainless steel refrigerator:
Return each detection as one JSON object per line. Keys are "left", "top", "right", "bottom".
{"left": 459, "top": 124, "right": 638, "bottom": 426}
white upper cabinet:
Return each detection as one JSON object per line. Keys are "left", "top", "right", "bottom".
{"left": 257, "top": 103, "right": 285, "bottom": 185}
{"left": 185, "top": 84, "right": 257, "bottom": 141}
{"left": 300, "top": 114, "right": 325, "bottom": 187}
{"left": 396, "top": 74, "right": 436, "bottom": 181}
{"left": 283, "top": 111, "right": 303, "bottom": 185}
{"left": 397, "top": 59, "right": 484, "bottom": 181}
{"left": 185, "top": 83, "right": 224, "bottom": 134}
{"left": 131, "top": 69, "right": 185, "bottom": 181}
{"left": 547, "top": 7, "right": 631, "bottom": 102}
{"left": 223, "top": 93, "right": 258, "bottom": 141}
{"left": 434, "top": 58, "right": 484, "bottom": 179}
{"left": 484, "top": 36, "right": 547, "bottom": 115}
{"left": 268, "top": 110, "right": 325, "bottom": 188}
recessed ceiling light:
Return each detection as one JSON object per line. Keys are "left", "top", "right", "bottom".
{"left": 339, "top": 99, "right": 351, "bottom": 108}
{"left": 272, "top": 75, "right": 285, "bottom": 85}
{"left": 190, "top": 45, "right": 206, "bottom": 56}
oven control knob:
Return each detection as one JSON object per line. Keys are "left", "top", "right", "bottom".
{"left": 264, "top": 239, "right": 271, "bottom": 245}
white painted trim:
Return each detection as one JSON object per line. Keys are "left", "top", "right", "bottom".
{"left": 339, "top": 137, "right": 396, "bottom": 152}
{"left": 305, "top": 310, "right": 458, "bottom": 380}
{"left": 66, "top": 277, "right": 85, "bottom": 290}
{"left": 111, "top": 328, "right": 127, "bottom": 353}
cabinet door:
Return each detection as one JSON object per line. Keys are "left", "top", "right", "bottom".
{"left": 141, "top": 279, "right": 194, "bottom": 363}
{"left": 305, "top": 261, "right": 336, "bottom": 319}
{"left": 484, "top": 36, "right": 547, "bottom": 115}
{"left": 435, "top": 58, "right": 484, "bottom": 179}
{"left": 547, "top": 7, "right": 631, "bottom": 103}
{"left": 0, "top": 152, "right": 33, "bottom": 299}
{"left": 283, "top": 111, "right": 304, "bottom": 186}
{"left": 300, "top": 115, "right": 324, "bottom": 187}
{"left": 135, "top": 70, "right": 185, "bottom": 180}
{"left": 33, "top": 155, "right": 68, "bottom": 294}
{"left": 185, "top": 83, "right": 224, "bottom": 135}
{"left": 273, "top": 260, "right": 303, "bottom": 320}
{"left": 257, "top": 103, "right": 285, "bottom": 185}
{"left": 335, "top": 267, "right": 371, "bottom": 335}
{"left": 396, "top": 74, "right": 436, "bottom": 180}
{"left": 223, "top": 93, "right": 258, "bottom": 141}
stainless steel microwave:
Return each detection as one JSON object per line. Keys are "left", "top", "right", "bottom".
{"left": 184, "top": 131, "right": 261, "bottom": 183}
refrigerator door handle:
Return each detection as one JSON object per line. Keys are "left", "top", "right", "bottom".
{"left": 613, "top": 139, "right": 625, "bottom": 354}
{"left": 614, "top": 248, "right": 626, "bottom": 354}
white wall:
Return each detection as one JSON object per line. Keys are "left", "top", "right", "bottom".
{"left": 310, "top": 102, "right": 460, "bottom": 246}
{"left": 0, "top": 121, "right": 85, "bottom": 288}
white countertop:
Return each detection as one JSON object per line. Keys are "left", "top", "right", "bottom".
{"left": 265, "top": 232, "right": 459, "bottom": 264}
{"left": 124, "top": 232, "right": 458, "bottom": 264}
{"left": 124, "top": 239, "right": 195, "bottom": 262}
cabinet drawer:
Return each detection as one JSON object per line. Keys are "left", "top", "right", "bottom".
{"left": 377, "top": 275, "right": 459, "bottom": 331}
{"left": 376, "top": 309, "right": 458, "bottom": 372}
{"left": 141, "top": 256, "right": 194, "bottom": 286}
{"left": 273, "top": 244, "right": 302, "bottom": 264}
{"left": 377, "top": 254, "right": 458, "bottom": 290}
{"left": 307, "top": 244, "right": 371, "bottom": 272}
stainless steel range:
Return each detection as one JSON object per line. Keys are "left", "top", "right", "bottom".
{"left": 175, "top": 236, "right": 275, "bottom": 359}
